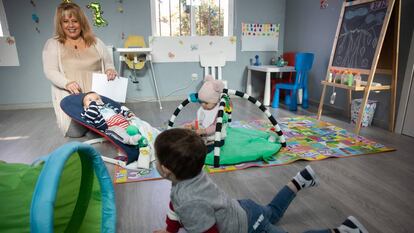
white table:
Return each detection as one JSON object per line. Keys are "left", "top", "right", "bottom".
{"left": 116, "top": 48, "right": 162, "bottom": 109}
{"left": 246, "top": 65, "right": 295, "bottom": 106}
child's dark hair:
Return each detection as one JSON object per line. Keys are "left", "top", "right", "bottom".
{"left": 155, "top": 128, "right": 206, "bottom": 180}
{"left": 82, "top": 91, "right": 97, "bottom": 106}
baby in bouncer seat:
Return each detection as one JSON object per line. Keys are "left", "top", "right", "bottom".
{"left": 81, "top": 91, "right": 160, "bottom": 169}
{"left": 82, "top": 91, "right": 143, "bottom": 146}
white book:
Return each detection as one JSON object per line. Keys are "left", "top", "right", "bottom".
{"left": 91, "top": 73, "right": 128, "bottom": 103}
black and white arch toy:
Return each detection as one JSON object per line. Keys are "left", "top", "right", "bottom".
{"left": 168, "top": 88, "right": 287, "bottom": 168}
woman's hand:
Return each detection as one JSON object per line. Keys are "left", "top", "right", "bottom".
{"left": 65, "top": 81, "right": 82, "bottom": 94}
{"left": 105, "top": 69, "right": 118, "bottom": 81}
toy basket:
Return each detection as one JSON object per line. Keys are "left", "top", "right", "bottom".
{"left": 351, "top": 99, "right": 378, "bottom": 127}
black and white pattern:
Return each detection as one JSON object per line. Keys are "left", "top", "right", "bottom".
{"left": 292, "top": 165, "right": 319, "bottom": 191}
{"left": 168, "top": 89, "right": 286, "bottom": 167}
{"left": 81, "top": 101, "right": 108, "bottom": 131}
{"left": 81, "top": 102, "right": 132, "bottom": 132}
{"left": 336, "top": 216, "right": 369, "bottom": 233}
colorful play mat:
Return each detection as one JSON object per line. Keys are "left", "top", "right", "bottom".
{"left": 114, "top": 116, "right": 395, "bottom": 184}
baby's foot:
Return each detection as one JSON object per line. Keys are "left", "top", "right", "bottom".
{"left": 335, "top": 216, "right": 369, "bottom": 233}
{"left": 291, "top": 165, "right": 319, "bottom": 191}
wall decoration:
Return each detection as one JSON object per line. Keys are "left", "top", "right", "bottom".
{"left": 6, "top": 37, "right": 15, "bottom": 45}
{"left": 320, "top": 0, "right": 328, "bottom": 9}
{"left": 149, "top": 36, "right": 236, "bottom": 63}
{"left": 241, "top": 23, "right": 279, "bottom": 51}
{"left": 87, "top": 2, "right": 108, "bottom": 27}
{"left": 117, "top": 0, "right": 124, "bottom": 13}
{"left": 0, "top": 37, "right": 20, "bottom": 66}
{"left": 31, "top": 14, "right": 40, "bottom": 33}
{"left": 31, "top": 13, "right": 39, "bottom": 24}
{"left": 168, "top": 52, "right": 175, "bottom": 59}
{"left": 30, "top": 0, "right": 40, "bottom": 34}
{"left": 190, "top": 44, "right": 198, "bottom": 51}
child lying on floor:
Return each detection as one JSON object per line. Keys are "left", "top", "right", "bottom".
{"left": 153, "top": 128, "right": 369, "bottom": 233}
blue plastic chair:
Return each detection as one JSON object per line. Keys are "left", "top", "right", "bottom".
{"left": 271, "top": 53, "right": 314, "bottom": 111}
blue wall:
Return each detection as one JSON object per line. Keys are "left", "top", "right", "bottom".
{"left": 284, "top": 0, "right": 414, "bottom": 128}
{"left": 0, "top": 0, "right": 286, "bottom": 106}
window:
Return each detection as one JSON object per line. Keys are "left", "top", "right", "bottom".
{"left": 0, "top": 0, "right": 9, "bottom": 36}
{"left": 151, "top": 0, "right": 233, "bottom": 36}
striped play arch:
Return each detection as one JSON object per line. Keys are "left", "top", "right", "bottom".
{"left": 168, "top": 89, "right": 286, "bottom": 167}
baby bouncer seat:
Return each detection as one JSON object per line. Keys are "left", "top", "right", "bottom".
{"left": 60, "top": 93, "right": 159, "bottom": 171}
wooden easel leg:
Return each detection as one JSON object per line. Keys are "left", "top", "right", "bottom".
{"left": 390, "top": 73, "right": 397, "bottom": 132}
{"left": 355, "top": 86, "right": 372, "bottom": 134}
{"left": 317, "top": 84, "right": 328, "bottom": 120}
{"left": 347, "top": 89, "right": 352, "bottom": 120}
{"left": 389, "top": 0, "right": 400, "bottom": 132}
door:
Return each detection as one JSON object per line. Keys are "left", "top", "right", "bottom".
{"left": 396, "top": 31, "right": 414, "bottom": 136}
{"left": 402, "top": 70, "right": 414, "bottom": 137}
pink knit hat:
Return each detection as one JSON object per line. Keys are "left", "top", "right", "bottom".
{"left": 198, "top": 75, "right": 225, "bottom": 104}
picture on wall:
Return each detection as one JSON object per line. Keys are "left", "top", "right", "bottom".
{"left": 0, "top": 36, "right": 19, "bottom": 66}
{"left": 241, "top": 23, "right": 279, "bottom": 51}
{"left": 149, "top": 36, "right": 237, "bottom": 63}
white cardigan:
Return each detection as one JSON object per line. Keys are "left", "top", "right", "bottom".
{"left": 42, "top": 37, "right": 115, "bottom": 89}
{"left": 42, "top": 37, "right": 115, "bottom": 135}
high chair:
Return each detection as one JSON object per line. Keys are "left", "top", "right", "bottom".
{"left": 123, "top": 35, "right": 147, "bottom": 83}
{"left": 200, "top": 52, "right": 227, "bottom": 87}
{"left": 124, "top": 35, "right": 147, "bottom": 70}
{"left": 116, "top": 35, "right": 163, "bottom": 109}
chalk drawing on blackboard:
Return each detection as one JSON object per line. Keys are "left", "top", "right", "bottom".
{"left": 333, "top": 1, "right": 387, "bottom": 69}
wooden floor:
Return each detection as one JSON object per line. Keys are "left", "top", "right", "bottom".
{"left": 1, "top": 99, "right": 413, "bottom": 233}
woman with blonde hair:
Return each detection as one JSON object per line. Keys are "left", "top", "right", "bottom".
{"left": 43, "top": 2, "right": 117, "bottom": 137}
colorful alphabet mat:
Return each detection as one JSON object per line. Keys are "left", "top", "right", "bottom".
{"left": 113, "top": 116, "right": 395, "bottom": 184}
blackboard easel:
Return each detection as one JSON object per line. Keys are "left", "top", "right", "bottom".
{"left": 317, "top": 0, "right": 400, "bottom": 134}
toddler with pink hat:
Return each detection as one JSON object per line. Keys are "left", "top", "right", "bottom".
{"left": 186, "top": 75, "right": 228, "bottom": 153}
